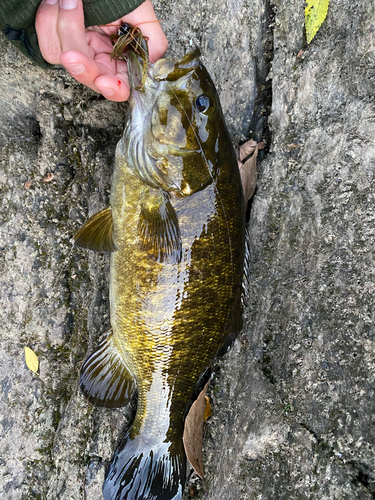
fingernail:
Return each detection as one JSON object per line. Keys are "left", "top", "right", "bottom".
{"left": 66, "top": 63, "right": 85, "bottom": 75}
{"left": 45, "top": 0, "right": 58, "bottom": 5}
{"left": 60, "top": 0, "right": 77, "bottom": 9}
{"left": 97, "top": 87, "right": 115, "bottom": 97}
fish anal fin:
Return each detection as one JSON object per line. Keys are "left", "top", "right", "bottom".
{"left": 74, "top": 207, "right": 117, "bottom": 252}
{"left": 138, "top": 190, "right": 182, "bottom": 264}
{"left": 80, "top": 331, "right": 135, "bottom": 408}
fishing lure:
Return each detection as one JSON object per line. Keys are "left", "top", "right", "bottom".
{"left": 110, "top": 22, "right": 149, "bottom": 91}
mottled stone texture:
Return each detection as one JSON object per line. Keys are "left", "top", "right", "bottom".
{"left": 0, "top": 0, "right": 374, "bottom": 499}
{"left": 204, "top": 1, "right": 375, "bottom": 499}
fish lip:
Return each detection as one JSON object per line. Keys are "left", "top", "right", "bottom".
{"left": 153, "top": 48, "right": 201, "bottom": 81}
{"left": 127, "top": 48, "right": 202, "bottom": 91}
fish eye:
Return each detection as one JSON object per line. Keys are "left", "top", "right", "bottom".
{"left": 195, "top": 94, "right": 211, "bottom": 114}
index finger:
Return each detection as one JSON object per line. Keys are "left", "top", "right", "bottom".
{"left": 56, "top": 0, "right": 93, "bottom": 58}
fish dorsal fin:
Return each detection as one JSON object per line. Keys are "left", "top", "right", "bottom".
{"left": 74, "top": 207, "right": 117, "bottom": 252}
{"left": 80, "top": 331, "right": 136, "bottom": 408}
{"left": 138, "top": 189, "right": 182, "bottom": 264}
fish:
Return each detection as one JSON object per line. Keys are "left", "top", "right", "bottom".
{"left": 74, "top": 46, "right": 245, "bottom": 500}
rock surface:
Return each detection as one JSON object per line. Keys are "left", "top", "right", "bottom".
{"left": 1, "top": 0, "right": 375, "bottom": 499}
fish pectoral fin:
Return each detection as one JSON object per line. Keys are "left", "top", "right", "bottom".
{"left": 79, "top": 331, "right": 136, "bottom": 408}
{"left": 138, "top": 190, "right": 182, "bottom": 264}
{"left": 74, "top": 207, "right": 117, "bottom": 252}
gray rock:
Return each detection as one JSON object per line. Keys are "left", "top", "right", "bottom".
{"left": 0, "top": 0, "right": 374, "bottom": 498}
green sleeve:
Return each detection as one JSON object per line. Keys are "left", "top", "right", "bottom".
{"left": 0, "top": 0, "right": 145, "bottom": 68}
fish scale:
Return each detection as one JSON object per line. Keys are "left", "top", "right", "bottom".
{"left": 74, "top": 47, "right": 245, "bottom": 500}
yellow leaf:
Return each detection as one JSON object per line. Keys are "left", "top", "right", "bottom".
{"left": 305, "top": 0, "right": 330, "bottom": 44}
{"left": 25, "top": 346, "right": 39, "bottom": 373}
{"left": 204, "top": 396, "right": 212, "bottom": 421}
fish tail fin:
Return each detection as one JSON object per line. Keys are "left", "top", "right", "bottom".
{"left": 103, "top": 431, "right": 186, "bottom": 500}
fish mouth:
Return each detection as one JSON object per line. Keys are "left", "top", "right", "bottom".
{"left": 153, "top": 48, "right": 201, "bottom": 82}
{"left": 127, "top": 48, "right": 202, "bottom": 91}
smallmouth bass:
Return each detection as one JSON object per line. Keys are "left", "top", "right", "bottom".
{"left": 75, "top": 47, "right": 245, "bottom": 500}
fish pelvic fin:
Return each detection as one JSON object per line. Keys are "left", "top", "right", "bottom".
{"left": 103, "top": 432, "right": 186, "bottom": 500}
{"left": 80, "top": 331, "right": 136, "bottom": 408}
{"left": 138, "top": 189, "right": 182, "bottom": 264}
{"left": 74, "top": 206, "right": 117, "bottom": 252}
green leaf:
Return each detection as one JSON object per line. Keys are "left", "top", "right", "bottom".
{"left": 25, "top": 346, "right": 39, "bottom": 373}
{"left": 305, "top": 0, "right": 330, "bottom": 44}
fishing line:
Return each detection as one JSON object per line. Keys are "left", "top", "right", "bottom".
{"left": 24, "top": 23, "right": 237, "bottom": 376}
{"left": 23, "top": 176, "right": 101, "bottom": 364}
{"left": 120, "top": 24, "right": 235, "bottom": 281}
{"left": 119, "top": 23, "right": 236, "bottom": 347}
{"left": 24, "top": 232, "right": 92, "bottom": 367}
{"left": 131, "top": 26, "right": 234, "bottom": 354}
{"left": 105, "top": 22, "right": 236, "bottom": 364}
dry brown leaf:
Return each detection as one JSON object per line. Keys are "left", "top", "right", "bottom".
{"left": 24, "top": 181, "right": 32, "bottom": 189}
{"left": 183, "top": 379, "right": 210, "bottom": 479}
{"left": 237, "top": 139, "right": 265, "bottom": 204}
{"left": 25, "top": 346, "right": 39, "bottom": 373}
{"left": 286, "top": 144, "right": 302, "bottom": 149}
{"left": 238, "top": 139, "right": 257, "bottom": 162}
{"left": 44, "top": 173, "right": 54, "bottom": 182}
{"left": 239, "top": 145, "right": 258, "bottom": 205}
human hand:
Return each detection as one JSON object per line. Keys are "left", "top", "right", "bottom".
{"left": 35, "top": 0, "right": 168, "bottom": 101}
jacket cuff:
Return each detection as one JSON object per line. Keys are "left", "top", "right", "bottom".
{"left": 83, "top": 0, "right": 146, "bottom": 27}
